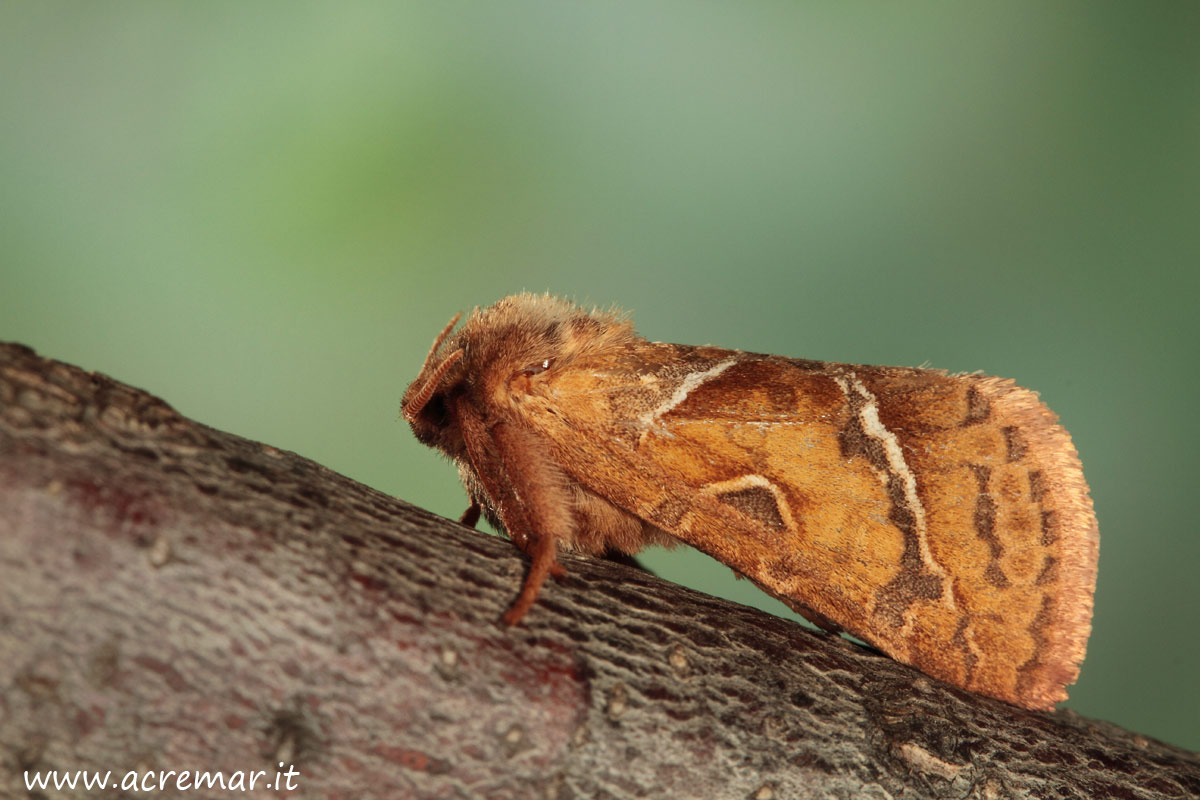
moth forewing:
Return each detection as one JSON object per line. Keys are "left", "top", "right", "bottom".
{"left": 403, "top": 293, "right": 1099, "bottom": 710}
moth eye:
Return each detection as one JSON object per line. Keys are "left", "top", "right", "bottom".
{"left": 423, "top": 393, "right": 449, "bottom": 428}
{"left": 521, "top": 358, "right": 553, "bottom": 376}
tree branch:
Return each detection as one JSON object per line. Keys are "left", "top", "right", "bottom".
{"left": 1, "top": 341, "right": 1196, "bottom": 799}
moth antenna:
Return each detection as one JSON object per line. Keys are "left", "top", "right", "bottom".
{"left": 402, "top": 347, "right": 464, "bottom": 422}
{"left": 419, "top": 311, "right": 463, "bottom": 375}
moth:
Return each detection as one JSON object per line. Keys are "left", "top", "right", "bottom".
{"left": 402, "top": 293, "right": 1099, "bottom": 709}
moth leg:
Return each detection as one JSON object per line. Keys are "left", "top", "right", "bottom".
{"left": 458, "top": 502, "right": 481, "bottom": 528}
{"left": 459, "top": 499, "right": 535, "bottom": 555}
{"left": 506, "top": 534, "right": 561, "bottom": 578}
{"left": 455, "top": 407, "right": 570, "bottom": 621}
{"left": 490, "top": 421, "right": 575, "bottom": 622}
{"left": 502, "top": 530, "right": 559, "bottom": 626}
{"left": 456, "top": 404, "right": 539, "bottom": 553}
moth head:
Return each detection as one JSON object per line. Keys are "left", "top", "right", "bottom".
{"left": 402, "top": 311, "right": 468, "bottom": 456}
{"left": 459, "top": 293, "right": 636, "bottom": 375}
{"left": 403, "top": 294, "right": 638, "bottom": 455}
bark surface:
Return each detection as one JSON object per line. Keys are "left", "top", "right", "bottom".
{"left": 0, "top": 341, "right": 1196, "bottom": 799}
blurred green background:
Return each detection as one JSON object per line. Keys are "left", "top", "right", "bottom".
{"left": 2, "top": 3, "right": 1197, "bottom": 749}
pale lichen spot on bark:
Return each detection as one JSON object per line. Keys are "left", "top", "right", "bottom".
{"left": 605, "top": 683, "right": 629, "bottom": 720}
{"left": 668, "top": 644, "right": 691, "bottom": 679}
{"left": 894, "top": 742, "right": 966, "bottom": 781}
{"left": 147, "top": 534, "right": 172, "bottom": 567}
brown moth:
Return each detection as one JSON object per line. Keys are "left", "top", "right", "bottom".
{"left": 402, "top": 293, "right": 1099, "bottom": 709}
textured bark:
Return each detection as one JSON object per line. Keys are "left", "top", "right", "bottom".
{"left": 0, "top": 341, "right": 1196, "bottom": 800}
